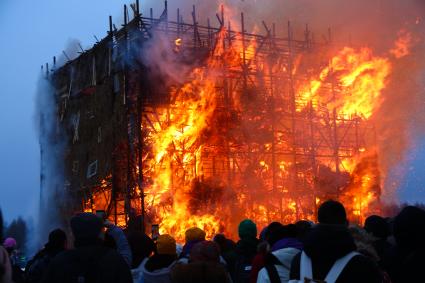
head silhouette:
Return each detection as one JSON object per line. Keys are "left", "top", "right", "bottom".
{"left": 318, "top": 200, "right": 348, "bottom": 226}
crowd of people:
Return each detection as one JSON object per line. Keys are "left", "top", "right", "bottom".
{"left": 1, "top": 200, "right": 425, "bottom": 283}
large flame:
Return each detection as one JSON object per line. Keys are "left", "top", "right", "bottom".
{"left": 298, "top": 47, "right": 391, "bottom": 119}
{"left": 81, "top": 9, "right": 417, "bottom": 241}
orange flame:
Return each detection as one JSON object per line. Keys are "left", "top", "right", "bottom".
{"left": 299, "top": 47, "right": 391, "bottom": 118}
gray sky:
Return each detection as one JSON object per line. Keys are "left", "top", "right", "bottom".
{"left": 0, "top": 0, "right": 424, "bottom": 223}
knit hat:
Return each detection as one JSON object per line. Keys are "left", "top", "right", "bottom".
{"left": 185, "top": 227, "right": 206, "bottom": 243}
{"left": 70, "top": 213, "right": 103, "bottom": 240}
{"left": 238, "top": 219, "right": 257, "bottom": 239}
{"left": 156, "top": 234, "right": 177, "bottom": 255}
{"left": 3, "top": 238, "right": 17, "bottom": 249}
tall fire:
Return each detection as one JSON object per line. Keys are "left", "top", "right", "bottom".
{"left": 44, "top": 1, "right": 420, "bottom": 242}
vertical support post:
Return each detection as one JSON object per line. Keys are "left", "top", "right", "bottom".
{"left": 177, "top": 8, "right": 180, "bottom": 36}
{"left": 137, "top": 96, "right": 145, "bottom": 233}
{"left": 331, "top": 69, "right": 340, "bottom": 176}
{"left": 287, "top": 21, "right": 299, "bottom": 220}
{"left": 228, "top": 21, "right": 232, "bottom": 46}
{"left": 309, "top": 101, "right": 318, "bottom": 221}
{"left": 207, "top": 18, "right": 211, "bottom": 48}
{"left": 124, "top": 3, "right": 132, "bottom": 226}
{"left": 124, "top": 4, "right": 128, "bottom": 26}
{"left": 192, "top": 5, "right": 197, "bottom": 47}
{"left": 221, "top": 5, "right": 224, "bottom": 25}
{"left": 150, "top": 8, "right": 153, "bottom": 24}
{"left": 108, "top": 14, "right": 118, "bottom": 225}
{"left": 241, "top": 13, "right": 248, "bottom": 92}
{"left": 165, "top": 1, "right": 168, "bottom": 32}
{"left": 109, "top": 16, "right": 113, "bottom": 35}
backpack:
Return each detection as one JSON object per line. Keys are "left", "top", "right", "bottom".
{"left": 233, "top": 253, "right": 255, "bottom": 283}
{"left": 68, "top": 247, "right": 110, "bottom": 283}
{"left": 288, "top": 251, "right": 359, "bottom": 283}
{"left": 26, "top": 253, "right": 52, "bottom": 283}
{"left": 264, "top": 254, "right": 286, "bottom": 283}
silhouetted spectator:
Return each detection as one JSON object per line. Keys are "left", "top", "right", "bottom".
{"left": 42, "top": 213, "right": 132, "bottom": 283}
{"left": 26, "top": 229, "right": 67, "bottom": 283}
{"left": 3, "top": 238, "right": 24, "bottom": 283}
{"left": 290, "top": 200, "right": 382, "bottom": 283}
{"left": 179, "top": 227, "right": 206, "bottom": 262}
{"left": 257, "top": 224, "right": 303, "bottom": 283}
{"left": 364, "top": 215, "right": 392, "bottom": 266}
{"left": 137, "top": 234, "right": 177, "bottom": 283}
{"left": 382, "top": 206, "right": 425, "bottom": 282}
{"left": 172, "top": 241, "right": 231, "bottom": 283}
{"left": 231, "top": 219, "right": 259, "bottom": 283}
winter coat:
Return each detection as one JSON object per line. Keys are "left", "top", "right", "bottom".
{"left": 26, "top": 246, "right": 66, "bottom": 283}
{"left": 257, "top": 247, "right": 300, "bottom": 283}
{"left": 171, "top": 261, "right": 232, "bottom": 283}
{"left": 41, "top": 244, "right": 132, "bottom": 283}
{"left": 289, "top": 224, "right": 382, "bottom": 283}
{"left": 133, "top": 254, "right": 177, "bottom": 283}
{"left": 107, "top": 225, "right": 133, "bottom": 267}
{"left": 0, "top": 247, "right": 12, "bottom": 283}
{"left": 381, "top": 206, "right": 425, "bottom": 283}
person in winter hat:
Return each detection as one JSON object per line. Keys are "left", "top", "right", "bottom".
{"left": 227, "top": 219, "right": 260, "bottom": 283}
{"left": 26, "top": 229, "right": 67, "bottom": 283}
{"left": 257, "top": 224, "right": 303, "bottom": 283}
{"left": 180, "top": 227, "right": 206, "bottom": 260}
{"left": 290, "top": 200, "right": 382, "bottom": 283}
{"left": 249, "top": 222, "right": 283, "bottom": 283}
{"left": 171, "top": 241, "right": 232, "bottom": 283}
{"left": 2, "top": 239, "right": 16, "bottom": 253}
{"left": 239, "top": 219, "right": 257, "bottom": 239}
{"left": 136, "top": 234, "right": 177, "bottom": 283}
{"left": 363, "top": 215, "right": 392, "bottom": 267}
{"left": 104, "top": 220, "right": 133, "bottom": 267}
{"left": 42, "top": 212, "right": 132, "bottom": 283}
{"left": 3, "top": 238, "right": 24, "bottom": 283}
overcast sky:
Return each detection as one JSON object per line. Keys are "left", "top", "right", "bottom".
{"left": 0, "top": 0, "right": 424, "bottom": 223}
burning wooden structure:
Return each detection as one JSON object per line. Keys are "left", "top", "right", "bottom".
{"left": 44, "top": 1, "right": 385, "bottom": 240}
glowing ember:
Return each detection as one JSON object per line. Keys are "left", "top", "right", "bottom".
{"left": 390, "top": 29, "right": 413, "bottom": 59}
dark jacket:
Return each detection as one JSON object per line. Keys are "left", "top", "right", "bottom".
{"left": 382, "top": 206, "right": 425, "bottom": 283}
{"left": 171, "top": 262, "right": 232, "bottom": 283}
{"left": 290, "top": 224, "right": 382, "bottom": 283}
{"left": 41, "top": 245, "right": 132, "bottom": 283}
{"left": 231, "top": 237, "right": 259, "bottom": 283}
{"left": 26, "top": 247, "right": 65, "bottom": 283}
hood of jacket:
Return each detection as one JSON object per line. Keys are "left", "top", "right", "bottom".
{"left": 303, "top": 224, "right": 356, "bottom": 263}
{"left": 271, "top": 238, "right": 303, "bottom": 252}
{"left": 142, "top": 258, "right": 176, "bottom": 275}
{"left": 141, "top": 257, "right": 176, "bottom": 283}
{"left": 272, "top": 247, "right": 301, "bottom": 268}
